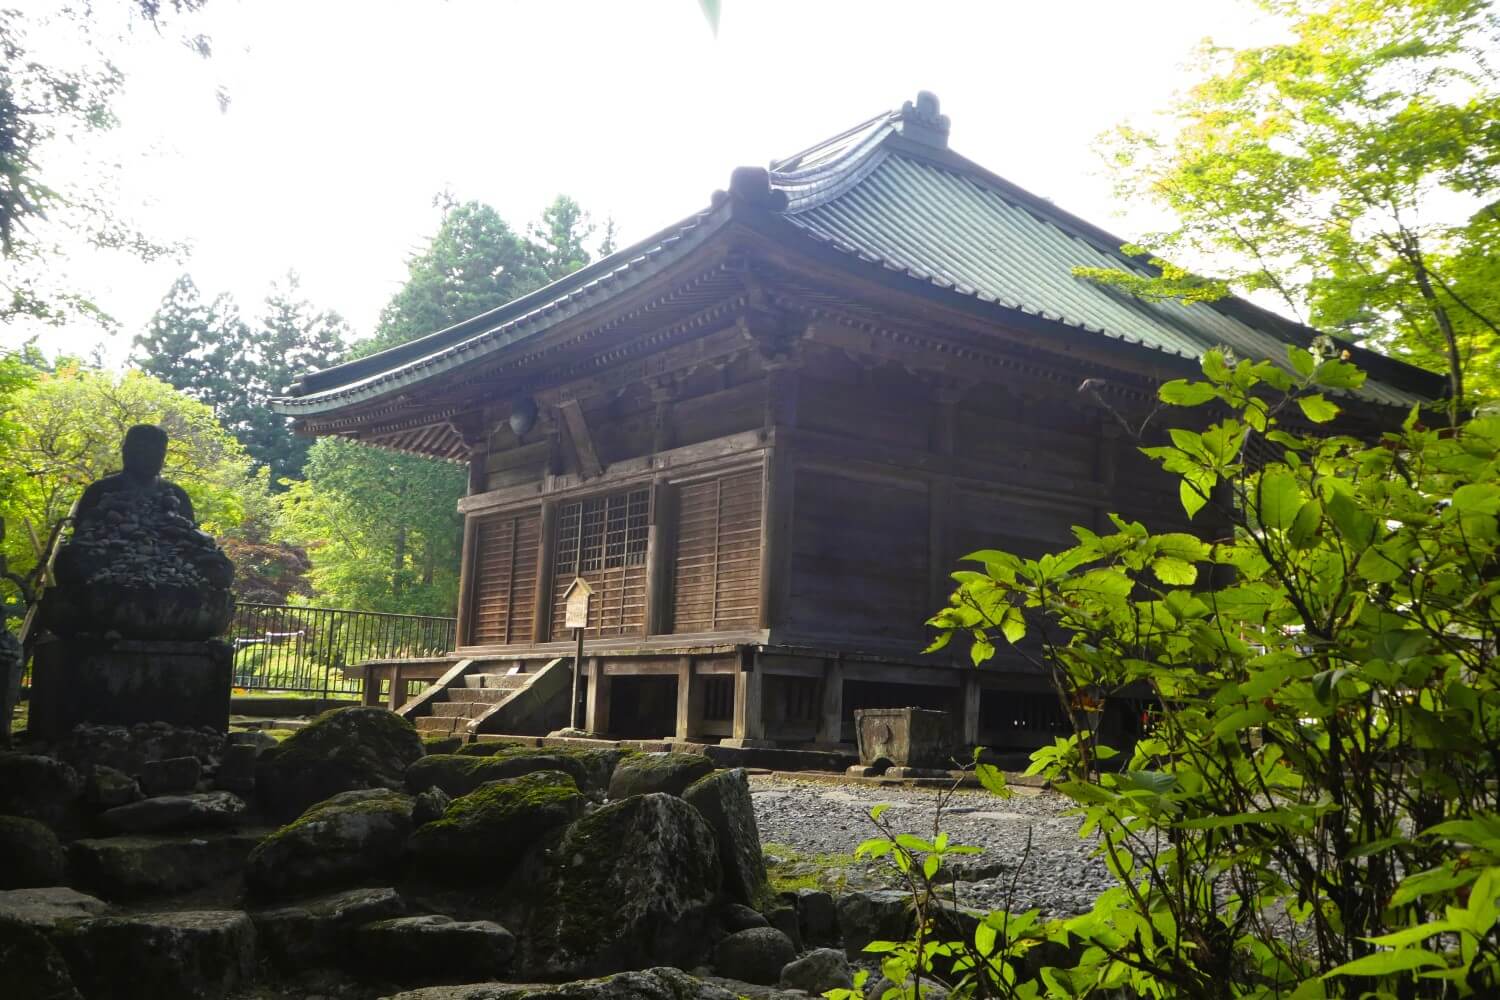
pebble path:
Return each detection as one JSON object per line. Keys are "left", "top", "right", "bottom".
{"left": 749, "top": 774, "right": 1115, "bottom": 917}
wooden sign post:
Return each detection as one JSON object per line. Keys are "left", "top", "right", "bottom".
{"left": 561, "top": 578, "right": 592, "bottom": 732}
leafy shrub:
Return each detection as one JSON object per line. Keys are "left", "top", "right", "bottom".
{"left": 852, "top": 345, "right": 1500, "bottom": 998}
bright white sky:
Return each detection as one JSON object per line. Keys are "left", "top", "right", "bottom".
{"left": 10, "top": 0, "right": 1278, "bottom": 367}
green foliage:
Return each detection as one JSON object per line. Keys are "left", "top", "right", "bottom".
{"left": 0, "top": 364, "right": 270, "bottom": 581}
{"left": 1085, "top": 0, "right": 1500, "bottom": 412}
{"left": 1, "top": 2, "right": 211, "bottom": 328}
{"left": 911, "top": 346, "right": 1500, "bottom": 997}
{"left": 135, "top": 272, "right": 349, "bottom": 482}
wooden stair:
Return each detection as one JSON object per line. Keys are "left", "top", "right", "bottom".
{"left": 403, "top": 662, "right": 568, "bottom": 737}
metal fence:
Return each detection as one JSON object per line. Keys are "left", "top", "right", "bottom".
{"left": 226, "top": 603, "right": 456, "bottom": 698}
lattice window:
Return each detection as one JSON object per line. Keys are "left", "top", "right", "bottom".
{"left": 551, "top": 487, "right": 651, "bottom": 638}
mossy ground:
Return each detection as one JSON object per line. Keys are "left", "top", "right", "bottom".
{"left": 761, "top": 841, "right": 859, "bottom": 893}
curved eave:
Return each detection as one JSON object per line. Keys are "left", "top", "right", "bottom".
{"left": 273, "top": 203, "right": 734, "bottom": 418}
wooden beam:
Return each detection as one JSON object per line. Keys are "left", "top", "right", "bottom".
{"left": 455, "top": 514, "right": 479, "bottom": 646}
{"left": 532, "top": 502, "right": 558, "bottom": 642}
{"left": 558, "top": 399, "right": 604, "bottom": 479}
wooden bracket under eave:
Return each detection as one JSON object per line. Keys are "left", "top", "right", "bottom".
{"left": 557, "top": 399, "right": 604, "bottom": 479}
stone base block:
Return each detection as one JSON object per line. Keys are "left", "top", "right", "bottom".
{"left": 29, "top": 637, "right": 231, "bottom": 740}
{"left": 718, "top": 738, "right": 777, "bottom": 749}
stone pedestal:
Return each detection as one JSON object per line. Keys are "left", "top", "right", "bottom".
{"left": 854, "top": 707, "right": 957, "bottom": 769}
{"left": 28, "top": 637, "right": 231, "bottom": 740}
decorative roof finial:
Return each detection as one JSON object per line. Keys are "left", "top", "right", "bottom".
{"left": 713, "top": 165, "right": 790, "bottom": 212}
{"left": 897, "top": 91, "right": 950, "bottom": 148}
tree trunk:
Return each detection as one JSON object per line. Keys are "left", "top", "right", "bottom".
{"left": 392, "top": 526, "right": 406, "bottom": 598}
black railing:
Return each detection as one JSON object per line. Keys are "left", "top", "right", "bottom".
{"left": 227, "top": 603, "right": 456, "bottom": 698}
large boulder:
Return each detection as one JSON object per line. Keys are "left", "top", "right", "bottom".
{"left": 0, "top": 920, "right": 82, "bottom": 1000}
{"left": 683, "top": 768, "right": 769, "bottom": 906}
{"left": 0, "top": 815, "right": 66, "bottom": 888}
{"left": 605, "top": 752, "right": 712, "bottom": 799}
{"left": 523, "top": 792, "right": 722, "bottom": 978}
{"left": 98, "top": 791, "right": 246, "bottom": 834}
{"left": 251, "top": 886, "right": 406, "bottom": 969}
{"left": 255, "top": 707, "right": 424, "bottom": 823}
{"left": 382, "top": 967, "right": 738, "bottom": 1000}
{"left": 780, "top": 947, "right": 853, "bottom": 993}
{"left": 405, "top": 753, "right": 582, "bottom": 798}
{"left": 245, "top": 788, "right": 414, "bottom": 899}
{"left": 355, "top": 914, "right": 516, "bottom": 984}
{"left": 56, "top": 910, "right": 255, "bottom": 1000}
{"left": 409, "top": 771, "right": 585, "bottom": 870}
{"left": 68, "top": 830, "right": 262, "bottom": 900}
{"left": 712, "top": 927, "right": 797, "bottom": 986}
{"left": 457, "top": 745, "right": 634, "bottom": 795}
{"left": 0, "top": 753, "right": 83, "bottom": 828}
{"left": 837, "top": 889, "right": 913, "bottom": 958}
{"left": 0, "top": 887, "right": 109, "bottom": 931}
{"left": 81, "top": 766, "right": 141, "bottom": 810}
{"left": 792, "top": 888, "right": 839, "bottom": 947}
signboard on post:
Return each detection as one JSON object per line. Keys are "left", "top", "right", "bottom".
{"left": 563, "top": 578, "right": 592, "bottom": 631}
{"left": 561, "top": 578, "right": 592, "bottom": 730}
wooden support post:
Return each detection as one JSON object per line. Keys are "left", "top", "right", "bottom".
{"left": 533, "top": 502, "right": 558, "bottom": 641}
{"left": 962, "top": 673, "right": 982, "bottom": 747}
{"left": 454, "top": 513, "right": 478, "bottom": 646}
{"left": 584, "top": 657, "right": 610, "bottom": 735}
{"left": 362, "top": 664, "right": 379, "bottom": 707}
{"left": 650, "top": 380, "right": 677, "bottom": 454}
{"left": 732, "top": 663, "right": 764, "bottom": 742}
{"left": 675, "top": 656, "right": 700, "bottom": 741}
{"left": 644, "top": 481, "right": 676, "bottom": 636}
{"left": 817, "top": 657, "right": 844, "bottom": 745}
{"left": 758, "top": 366, "right": 797, "bottom": 631}
{"left": 386, "top": 664, "right": 405, "bottom": 711}
{"left": 558, "top": 399, "right": 604, "bottom": 479}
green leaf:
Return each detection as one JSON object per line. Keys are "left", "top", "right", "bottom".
{"left": 1158, "top": 379, "right": 1218, "bottom": 406}
{"left": 1256, "top": 470, "right": 1302, "bottom": 530}
{"left": 1288, "top": 345, "right": 1316, "bottom": 377}
{"left": 1289, "top": 499, "right": 1323, "bottom": 547}
{"left": 1324, "top": 948, "right": 1446, "bottom": 978}
{"left": 1297, "top": 393, "right": 1340, "bottom": 423}
{"left": 1179, "top": 479, "right": 1208, "bottom": 519}
{"left": 1152, "top": 555, "right": 1198, "bottom": 585}
{"left": 999, "top": 607, "right": 1027, "bottom": 644}
{"left": 1313, "top": 358, "right": 1365, "bottom": 390}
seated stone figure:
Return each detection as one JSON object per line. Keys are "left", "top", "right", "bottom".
{"left": 42, "top": 425, "right": 235, "bottom": 641}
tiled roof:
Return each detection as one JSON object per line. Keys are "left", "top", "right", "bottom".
{"left": 275, "top": 94, "right": 1440, "bottom": 416}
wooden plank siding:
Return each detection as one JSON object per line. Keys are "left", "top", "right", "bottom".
{"left": 466, "top": 509, "right": 541, "bottom": 645}
{"left": 672, "top": 468, "right": 764, "bottom": 632}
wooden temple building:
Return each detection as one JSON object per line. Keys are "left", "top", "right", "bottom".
{"left": 276, "top": 93, "right": 1442, "bottom": 750}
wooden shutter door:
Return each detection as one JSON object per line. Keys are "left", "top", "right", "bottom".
{"left": 672, "top": 468, "right": 763, "bottom": 632}
{"left": 550, "top": 488, "right": 651, "bottom": 638}
{"left": 467, "top": 510, "right": 540, "bottom": 645}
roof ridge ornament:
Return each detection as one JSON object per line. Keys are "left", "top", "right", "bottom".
{"left": 896, "top": 90, "right": 950, "bottom": 149}
{"left": 712, "top": 166, "right": 790, "bottom": 212}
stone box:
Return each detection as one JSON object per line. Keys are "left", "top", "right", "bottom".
{"left": 854, "top": 707, "right": 957, "bottom": 769}
{"left": 28, "top": 637, "right": 231, "bottom": 740}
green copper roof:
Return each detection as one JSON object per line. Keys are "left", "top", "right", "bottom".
{"left": 276, "top": 93, "right": 1441, "bottom": 417}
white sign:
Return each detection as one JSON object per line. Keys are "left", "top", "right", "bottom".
{"left": 562, "top": 577, "right": 592, "bottom": 631}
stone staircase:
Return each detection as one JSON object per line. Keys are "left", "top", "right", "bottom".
{"left": 404, "top": 659, "right": 571, "bottom": 738}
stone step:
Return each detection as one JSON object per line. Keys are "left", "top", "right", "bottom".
{"left": 461, "top": 673, "right": 529, "bottom": 690}
{"left": 432, "top": 702, "right": 488, "bottom": 719}
{"left": 415, "top": 716, "right": 466, "bottom": 735}
{"left": 447, "top": 687, "right": 510, "bottom": 704}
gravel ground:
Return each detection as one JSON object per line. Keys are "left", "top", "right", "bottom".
{"left": 750, "top": 774, "right": 1114, "bottom": 917}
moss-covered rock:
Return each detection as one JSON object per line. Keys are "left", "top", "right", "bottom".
{"left": 683, "top": 768, "right": 770, "bottom": 907}
{"left": 422, "top": 735, "right": 464, "bottom": 755}
{"left": 0, "top": 815, "right": 66, "bottom": 888}
{"left": 522, "top": 792, "right": 722, "bottom": 978}
{"left": 254, "top": 707, "right": 424, "bottom": 823}
{"left": 606, "top": 751, "right": 712, "bottom": 800}
{"left": 69, "top": 830, "right": 262, "bottom": 900}
{"left": 409, "top": 771, "right": 584, "bottom": 869}
{"left": 406, "top": 747, "right": 628, "bottom": 797}
{"left": 0, "top": 753, "right": 82, "bottom": 829}
{"left": 381, "top": 966, "right": 739, "bottom": 1000}
{"left": 245, "top": 788, "right": 414, "bottom": 899}
{"left": 355, "top": 914, "right": 517, "bottom": 984}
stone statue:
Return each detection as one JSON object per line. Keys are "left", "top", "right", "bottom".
{"left": 40, "top": 425, "right": 235, "bottom": 641}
